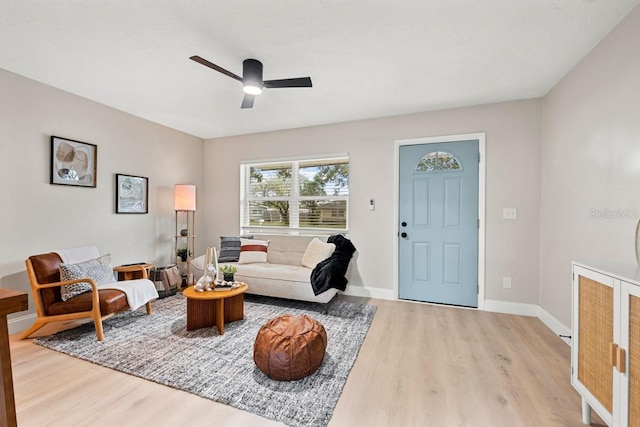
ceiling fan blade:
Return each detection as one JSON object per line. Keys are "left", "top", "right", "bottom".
{"left": 263, "top": 77, "right": 312, "bottom": 89}
{"left": 189, "top": 55, "right": 243, "bottom": 83}
{"left": 241, "top": 94, "right": 255, "bottom": 109}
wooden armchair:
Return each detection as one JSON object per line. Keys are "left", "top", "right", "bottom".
{"left": 21, "top": 249, "right": 155, "bottom": 341}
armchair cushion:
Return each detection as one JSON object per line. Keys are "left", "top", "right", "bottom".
{"left": 59, "top": 254, "right": 114, "bottom": 301}
{"left": 47, "top": 288, "right": 128, "bottom": 316}
{"left": 29, "top": 252, "right": 64, "bottom": 310}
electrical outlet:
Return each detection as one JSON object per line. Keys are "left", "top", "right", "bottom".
{"left": 503, "top": 208, "right": 517, "bottom": 220}
{"left": 503, "top": 277, "right": 512, "bottom": 289}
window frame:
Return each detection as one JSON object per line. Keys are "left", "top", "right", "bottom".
{"left": 240, "top": 154, "right": 349, "bottom": 235}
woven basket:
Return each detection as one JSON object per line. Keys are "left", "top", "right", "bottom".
{"left": 149, "top": 265, "right": 179, "bottom": 299}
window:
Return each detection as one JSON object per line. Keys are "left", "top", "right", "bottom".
{"left": 415, "top": 151, "right": 462, "bottom": 172}
{"left": 241, "top": 155, "right": 349, "bottom": 234}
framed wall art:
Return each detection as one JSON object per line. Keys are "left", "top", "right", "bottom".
{"left": 116, "top": 174, "right": 149, "bottom": 214}
{"left": 50, "top": 136, "right": 97, "bottom": 187}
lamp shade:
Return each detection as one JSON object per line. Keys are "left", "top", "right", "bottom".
{"left": 174, "top": 184, "right": 196, "bottom": 211}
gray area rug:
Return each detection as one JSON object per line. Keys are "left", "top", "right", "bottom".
{"left": 34, "top": 293, "right": 376, "bottom": 427}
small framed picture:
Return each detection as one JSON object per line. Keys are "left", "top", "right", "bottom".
{"left": 116, "top": 174, "right": 149, "bottom": 214}
{"left": 50, "top": 136, "right": 97, "bottom": 187}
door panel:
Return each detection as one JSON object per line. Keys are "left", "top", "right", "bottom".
{"left": 444, "top": 177, "right": 462, "bottom": 228}
{"left": 443, "top": 243, "right": 462, "bottom": 286}
{"left": 398, "top": 140, "right": 479, "bottom": 307}
{"left": 412, "top": 242, "right": 431, "bottom": 282}
{"left": 413, "top": 179, "right": 431, "bottom": 227}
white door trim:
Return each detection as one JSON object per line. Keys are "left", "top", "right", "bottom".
{"left": 393, "top": 132, "right": 486, "bottom": 310}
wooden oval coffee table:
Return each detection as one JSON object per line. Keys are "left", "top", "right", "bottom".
{"left": 183, "top": 284, "right": 248, "bottom": 334}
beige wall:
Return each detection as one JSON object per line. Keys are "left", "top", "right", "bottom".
{"left": 204, "top": 99, "right": 542, "bottom": 304}
{"left": 540, "top": 6, "right": 640, "bottom": 327}
{"left": 0, "top": 68, "right": 204, "bottom": 326}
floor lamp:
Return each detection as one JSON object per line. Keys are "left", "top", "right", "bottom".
{"left": 174, "top": 184, "right": 196, "bottom": 286}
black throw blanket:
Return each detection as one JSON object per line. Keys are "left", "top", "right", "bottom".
{"left": 310, "top": 234, "right": 356, "bottom": 296}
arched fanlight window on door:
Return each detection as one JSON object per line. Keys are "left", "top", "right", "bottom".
{"left": 415, "top": 151, "right": 462, "bottom": 172}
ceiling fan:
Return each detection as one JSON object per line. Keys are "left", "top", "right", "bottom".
{"left": 190, "top": 55, "right": 313, "bottom": 109}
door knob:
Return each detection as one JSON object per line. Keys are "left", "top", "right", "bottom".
{"left": 401, "top": 232, "right": 408, "bottom": 238}
{"left": 401, "top": 222, "right": 407, "bottom": 227}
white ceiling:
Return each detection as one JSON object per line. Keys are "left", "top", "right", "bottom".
{"left": 1, "top": 1, "right": 638, "bottom": 139}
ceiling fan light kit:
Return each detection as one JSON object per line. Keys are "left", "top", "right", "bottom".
{"left": 190, "top": 55, "right": 312, "bottom": 109}
{"left": 243, "top": 85, "right": 262, "bottom": 95}
{"left": 242, "top": 59, "right": 264, "bottom": 95}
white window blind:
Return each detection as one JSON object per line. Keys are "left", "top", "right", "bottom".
{"left": 240, "top": 155, "right": 349, "bottom": 234}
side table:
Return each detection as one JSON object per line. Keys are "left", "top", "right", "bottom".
{"left": 113, "top": 263, "right": 153, "bottom": 281}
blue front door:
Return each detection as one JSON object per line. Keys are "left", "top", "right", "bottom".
{"left": 398, "top": 140, "right": 479, "bottom": 307}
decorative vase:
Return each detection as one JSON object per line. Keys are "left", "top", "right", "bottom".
{"left": 180, "top": 229, "right": 188, "bottom": 236}
{"left": 224, "top": 273, "right": 234, "bottom": 282}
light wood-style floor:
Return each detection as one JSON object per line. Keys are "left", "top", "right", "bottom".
{"left": 10, "top": 295, "right": 604, "bottom": 426}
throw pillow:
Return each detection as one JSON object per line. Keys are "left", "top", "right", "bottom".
{"left": 301, "top": 238, "right": 336, "bottom": 269}
{"left": 219, "top": 236, "right": 253, "bottom": 262}
{"left": 59, "top": 254, "right": 114, "bottom": 301}
{"left": 238, "top": 238, "right": 269, "bottom": 264}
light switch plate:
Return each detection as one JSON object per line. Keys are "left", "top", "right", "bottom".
{"left": 503, "top": 208, "right": 517, "bottom": 220}
{"left": 503, "top": 277, "right": 512, "bottom": 289}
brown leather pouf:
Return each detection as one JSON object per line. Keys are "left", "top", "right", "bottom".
{"left": 254, "top": 314, "right": 327, "bottom": 381}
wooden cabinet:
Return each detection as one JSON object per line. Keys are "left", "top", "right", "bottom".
{"left": 0, "top": 288, "right": 28, "bottom": 427}
{"left": 572, "top": 262, "right": 640, "bottom": 426}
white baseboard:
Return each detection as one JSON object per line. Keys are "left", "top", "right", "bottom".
{"left": 484, "top": 299, "right": 570, "bottom": 346}
{"left": 483, "top": 299, "right": 539, "bottom": 317}
{"left": 8, "top": 313, "right": 35, "bottom": 335}
{"left": 537, "top": 306, "right": 571, "bottom": 346}
{"left": 341, "top": 293, "right": 571, "bottom": 346}
{"left": 341, "top": 286, "right": 395, "bottom": 301}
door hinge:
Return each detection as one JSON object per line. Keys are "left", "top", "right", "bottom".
{"left": 478, "top": 219, "right": 480, "bottom": 229}
{"left": 478, "top": 152, "right": 481, "bottom": 163}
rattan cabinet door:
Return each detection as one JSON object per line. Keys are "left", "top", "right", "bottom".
{"left": 572, "top": 266, "right": 615, "bottom": 426}
{"left": 619, "top": 282, "right": 640, "bottom": 426}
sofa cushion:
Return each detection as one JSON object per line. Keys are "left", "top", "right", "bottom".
{"left": 266, "top": 235, "right": 326, "bottom": 266}
{"left": 302, "top": 238, "right": 336, "bottom": 269}
{"left": 239, "top": 238, "right": 269, "bottom": 264}
{"left": 218, "top": 236, "right": 253, "bottom": 262}
{"left": 227, "top": 262, "right": 337, "bottom": 304}
{"left": 234, "top": 262, "right": 311, "bottom": 283}
{"left": 59, "top": 254, "right": 114, "bottom": 301}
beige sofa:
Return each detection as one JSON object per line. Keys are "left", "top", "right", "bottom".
{"left": 192, "top": 235, "right": 338, "bottom": 305}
